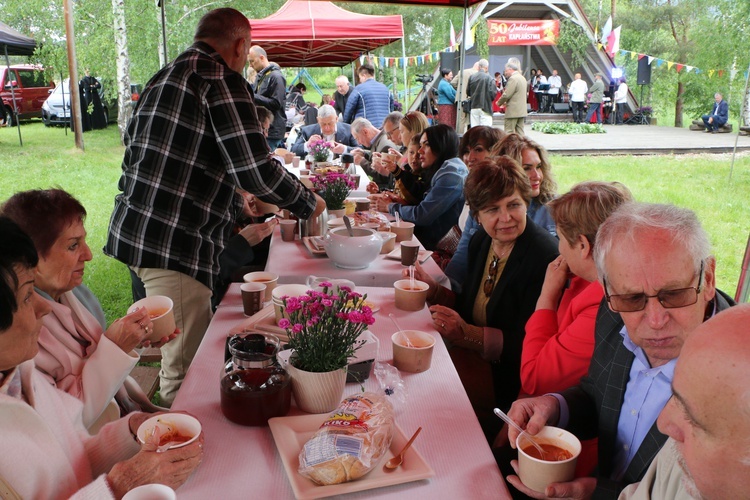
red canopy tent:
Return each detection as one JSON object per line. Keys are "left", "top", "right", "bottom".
{"left": 248, "top": 0, "right": 404, "bottom": 67}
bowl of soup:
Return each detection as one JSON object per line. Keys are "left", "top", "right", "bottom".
{"left": 128, "top": 295, "right": 176, "bottom": 342}
{"left": 516, "top": 426, "right": 581, "bottom": 494}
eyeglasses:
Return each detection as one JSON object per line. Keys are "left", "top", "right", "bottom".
{"left": 483, "top": 256, "right": 500, "bottom": 297}
{"left": 384, "top": 127, "right": 396, "bottom": 139}
{"left": 604, "top": 261, "right": 704, "bottom": 313}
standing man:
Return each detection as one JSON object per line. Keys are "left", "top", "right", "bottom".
{"left": 248, "top": 46, "right": 287, "bottom": 149}
{"left": 614, "top": 77, "right": 629, "bottom": 124}
{"left": 105, "top": 8, "right": 324, "bottom": 406}
{"left": 343, "top": 63, "right": 393, "bottom": 129}
{"left": 701, "top": 92, "right": 729, "bottom": 133}
{"left": 620, "top": 305, "right": 750, "bottom": 500}
{"left": 586, "top": 72, "right": 605, "bottom": 124}
{"left": 333, "top": 75, "right": 352, "bottom": 117}
{"left": 467, "top": 59, "right": 495, "bottom": 127}
{"left": 547, "top": 69, "right": 562, "bottom": 105}
{"left": 568, "top": 73, "right": 588, "bottom": 123}
{"left": 496, "top": 59, "right": 528, "bottom": 135}
{"left": 505, "top": 203, "right": 734, "bottom": 498}
{"left": 451, "top": 61, "right": 479, "bottom": 134}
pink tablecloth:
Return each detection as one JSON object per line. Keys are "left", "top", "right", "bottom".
{"left": 172, "top": 285, "right": 509, "bottom": 499}
{"left": 265, "top": 227, "right": 451, "bottom": 289}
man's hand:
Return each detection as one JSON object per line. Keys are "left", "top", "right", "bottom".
{"left": 238, "top": 219, "right": 278, "bottom": 246}
{"left": 331, "top": 142, "right": 347, "bottom": 155}
{"left": 352, "top": 149, "right": 366, "bottom": 166}
{"left": 506, "top": 395, "right": 561, "bottom": 448}
{"left": 506, "top": 460, "right": 596, "bottom": 499}
{"left": 306, "top": 134, "right": 323, "bottom": 149}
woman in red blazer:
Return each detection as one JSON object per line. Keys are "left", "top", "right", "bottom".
{"left": 521, "top": 181, "right": 632, "bottom": 476}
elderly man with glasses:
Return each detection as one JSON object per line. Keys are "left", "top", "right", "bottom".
{"left": 504, "top": 202, "right": 734, "bottom": 499}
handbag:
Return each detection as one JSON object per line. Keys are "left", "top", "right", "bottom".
{"left": 435, "top": 224, "right": 462, "bottom": 256}
{"left": 461, "top": 99, "right": 471, "bottom": 110}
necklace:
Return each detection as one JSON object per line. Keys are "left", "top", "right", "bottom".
{"left": 483, "top": 245, "right": 513, "bottom": 297}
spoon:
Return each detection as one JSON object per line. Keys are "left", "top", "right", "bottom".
{"left": 493, "top": 408, "right": 546, "bottom": 459}
{"left": 384, "top": 427, "right": 422, "bottom": 470}
{"left": 389, "top": 313, "right": 413, "bottom": 347}
{"left": 343, "top": 215, "right": 355, "bottom": 237}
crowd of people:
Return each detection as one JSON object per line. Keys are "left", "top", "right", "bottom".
{"left": 1, "top": 7, "right": 743, "bottom": 499}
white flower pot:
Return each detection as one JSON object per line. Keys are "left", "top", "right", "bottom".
{"left": 328, "top": 208, "right": 346, "bottom": 219}
{"left": 286, "top": 362, "right": 347, "bottom": 413}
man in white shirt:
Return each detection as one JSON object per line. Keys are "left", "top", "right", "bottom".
{"left": 568, "top": 73, "right": 588, "bottom": 123}
{"left": 548, "top": 69, "right": 562, "bottom": 105}
{"left": 614, "top": 77, "right": 629, "bottom": 125}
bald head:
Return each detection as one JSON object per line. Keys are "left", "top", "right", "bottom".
{"left": 657, "top": 304, "right": 750, "bottom": 499}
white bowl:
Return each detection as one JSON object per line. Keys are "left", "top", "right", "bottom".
{"left": 271, "top": 284, "right": 311, "bottom": 324}
{"left": 128, "top": 295, "right": 176, "bottom": 342}
{"left": 324, "top": 227, "right": 383, "bottom": 269}
{"left": 137, "top": 413, "right": 201, "bottom": 449}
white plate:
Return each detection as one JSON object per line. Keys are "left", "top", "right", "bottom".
{"left": 268, "top": 414, "right": 433, "bottom": 500}
{"left": 384, "top": 247, "right": 434, "bottom": 264}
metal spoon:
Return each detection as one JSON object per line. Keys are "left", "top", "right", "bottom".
{"left": 343, "top": 215, "right": 355, "bottom": 237}
{"left": 493, "top": 408, "right": 546, "bottom": 459}
{"left": 384, "top": 427, "right": 422, "bottom": 470}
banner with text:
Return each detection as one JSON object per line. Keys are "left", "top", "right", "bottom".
{"left": 487, "top": 19, "right": 559, "bottom": 46}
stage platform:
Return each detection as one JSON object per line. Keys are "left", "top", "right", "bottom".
{"left": 492, "top": 114, "right": 750, "bottom": 156}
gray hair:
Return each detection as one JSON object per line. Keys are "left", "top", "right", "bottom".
{"left": 195, "top": 8, "right": 250, "bottom": 47}
{"left": 351, "top": 117, "right": 373, "bottom": 135}
{"left": 477, "top": 59, "right": 489, "bottom": 70}
{"left": 505, "top": 60, "right": 520, "bottom": 71}
{"left": 594, "top": 202, "right": 712, "bottom": 282}
{"left": 383, "top": 111, "right": 404, "bottom": 128}
{"left": 317, "top": 104, "right": 337, "bottom": 119}
{"left": 336, "top": 75, "right": 349, "bottom": 85}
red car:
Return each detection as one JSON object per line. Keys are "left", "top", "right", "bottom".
{"left": 0, "top": 64, "right": 54, "bottom": 126}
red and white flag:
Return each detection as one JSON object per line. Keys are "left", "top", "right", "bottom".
{"left": 606, "top": 26, "right": 621, "bottom": 57}
{"left": 450, "top": 21, "right": 457, "bottom": 47}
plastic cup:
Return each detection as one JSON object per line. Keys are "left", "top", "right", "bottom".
{"left": 400, "top": 240, "right": 421, "bottom": 266}
{"left": 279, "top": 219, "right": 297, "bottom": 242}
{"left": 393, "top": 279, "right": 429, "bottom": 311}
{"left": 128, "top": 295, "right": 176, "bottom": 342}
{"left": 243, "top": 272, "right": 278, "bottom": 302}
{"left": 390, "top": 221, "right": 415, "bottom": 242}
{"left": 391, "top": 330, "right": 435, "bottom": 373}
{"left": 355, "top": 199, "right": 371, "bottom": 211}
{"left": 516, "top": 426, "right": 582, "bottom": 494}
{"left": 241, "top": 282, "right": 266, "bottom": 316}
{"left": 292, "top": 157, "right": 301, "bottom": 168}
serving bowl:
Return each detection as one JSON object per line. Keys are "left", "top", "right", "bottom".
{"left": 324, "top": 227, "right": 383, "bottom": 269}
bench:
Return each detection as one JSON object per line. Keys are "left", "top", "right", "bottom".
{"left": 130, "top": 365, "right": 161, "bottom": 400}
{"left": 690, "top": 119, "right": 733, "bottom": 133}
{"left": 139, "top": 346, "right": 162, "bottom": 363}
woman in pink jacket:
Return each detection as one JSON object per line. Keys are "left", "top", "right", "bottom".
{"left": 521, "top": 181, "right": 632, "bottom": 476}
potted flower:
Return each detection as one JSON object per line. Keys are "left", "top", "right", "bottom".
{"left": 279, "top": 283, "right": 375, "bottom": 412}
{"left": 312, "top": 171, "right": 356, "bottom": 217}
{"left": 309, "top": 139, "right": 333, "bottom": 166}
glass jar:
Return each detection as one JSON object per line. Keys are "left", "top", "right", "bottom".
{"left": 220, "top": 332, "right": 291, "bottom": 426}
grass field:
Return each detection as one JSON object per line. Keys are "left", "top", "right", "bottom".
{"left": 1, "top": 122, "right": 748, "bottom": 324}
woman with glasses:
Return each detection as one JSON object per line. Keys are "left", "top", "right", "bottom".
{"left": 518, "top": 181, "right": 632, "bottom": 476}
{"left": 410, "top": 156, "right": 558, "bottom": 439}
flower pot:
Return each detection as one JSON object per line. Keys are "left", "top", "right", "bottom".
{"left": 286, "top": 362, "right": 347, "bottom": 413}
{"left": 328, "top": 208, "right": 346, "bottom": 219}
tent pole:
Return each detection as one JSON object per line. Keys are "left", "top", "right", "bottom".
{"left": 4, "top": 46, "right": 22, "bottom": 146}
{"left": 160, "top": 0, "right": 168, "bottom": 66}
{"left": 63, "top": 0, "right": 84, "bottom": 150}
{"left": 456, "top": 4, "right": 469, "bottom": 132}
{"left": 401, "top": 36, "right": 408, "bottom": 108}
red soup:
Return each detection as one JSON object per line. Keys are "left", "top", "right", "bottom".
{"left": 522, "top": 443, "right": 573, "bottom": 462}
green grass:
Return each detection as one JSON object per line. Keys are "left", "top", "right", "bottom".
{"left": 1, "top": 122, "right": 748, "bottom": 327}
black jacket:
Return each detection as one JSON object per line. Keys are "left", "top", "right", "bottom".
{"left": 254, "top": 63, "right": 287, "bottom": 140}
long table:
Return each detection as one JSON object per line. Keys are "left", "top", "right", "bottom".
{"left": 172, "top": 284, "right": 509, "bottom": 499}
{"left": 264, "top": 226, "right": 451, "bottom": 289}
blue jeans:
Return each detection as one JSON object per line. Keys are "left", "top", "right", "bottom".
{"left": 585, "top": 103, "right": 601, "bottom": 123}
{"left": 702, "top": 114, "right": 726, "bottom": 132}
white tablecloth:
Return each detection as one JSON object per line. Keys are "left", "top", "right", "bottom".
{"left": 264, "top": 226, "right": 450, "bottom": 289}
{"left": 172, "top": 285, "right": 509, "bottom": 499}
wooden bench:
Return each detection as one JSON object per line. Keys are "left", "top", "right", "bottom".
{"left": 130, "top": 365, "right": 160, "bottom": 400}
{"left": 690, "top": 119, "right": 733, "bottom": 133}
{"left": 139, "top": 346, "right": 162, "bottom": 363}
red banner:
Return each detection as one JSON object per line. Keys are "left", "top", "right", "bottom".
{"left": 487, "top": 19, "right": 559, "bottom": 46}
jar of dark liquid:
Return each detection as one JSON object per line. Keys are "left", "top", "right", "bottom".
{"left": 221, "top": 333, "right": 291, "bottom": 426}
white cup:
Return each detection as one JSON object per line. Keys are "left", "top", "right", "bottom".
{"left": 123, "top": 484, "right": 176, "bottom": 500}
{"left": 128, "top": 296, "right": 176, "bottom": 342}
{"left": 243, "top": 272, "right": 278, "bottom": 302}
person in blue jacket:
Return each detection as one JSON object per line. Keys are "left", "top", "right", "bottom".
{"left": 342, "top": 63, "right": 393, "bottom": 129}
{"left": 701, "top": 92, "right": 729, "bottom": 133}
{"left": 437, "top": 68, "right": 457, "bottom": 128}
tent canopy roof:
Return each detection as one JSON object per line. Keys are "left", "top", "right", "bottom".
{"left": 312, "top": 0, "right": 485, "bottom": 6}
{"left": 249, "top": 0, "right": 403, "bottom": 67}
{"left": 0, "top": 21, "right": 37, "bottom": 56}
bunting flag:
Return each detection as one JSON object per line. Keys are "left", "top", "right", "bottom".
{"left": 601, "top": 16, "right": 613, "bottom": 44}
{"left": 616, "top": 48, "right": 734, "bottom": 80}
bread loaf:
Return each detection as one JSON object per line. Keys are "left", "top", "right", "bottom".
{"left": 298, "top": 392, "right": 394, "bottom": 485}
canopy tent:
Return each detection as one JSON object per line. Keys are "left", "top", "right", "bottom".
{"left": 1, "top": 21, "right": 38, "bottom": 146}
{"left": 248, "top": 0, "right": 404, "bottom": 68}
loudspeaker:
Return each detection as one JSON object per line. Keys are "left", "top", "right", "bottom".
{"left": 637, "top": 57, "right": 652, "bottom": 85}
{"left": 553, "top": 103, "right": 570, "bottom": 113}
{"left": 440, "top": 52, "right": 459, "bottom": 74}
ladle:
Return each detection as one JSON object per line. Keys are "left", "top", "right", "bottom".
{"left": 384, "top": 427, "right": 422, "bottom": 470}
{"left": 343, "top": 215, "right": 355, "bottom": 237}
{"left": 493, "top": 408, "right": 546, "bottom": 459}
